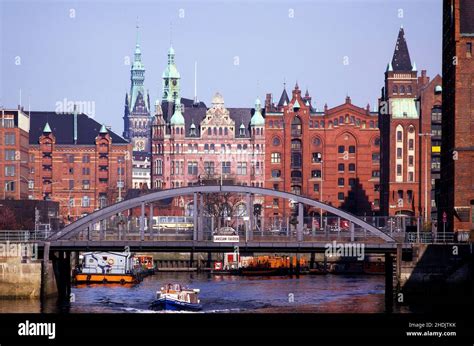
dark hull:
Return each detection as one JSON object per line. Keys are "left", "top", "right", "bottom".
{"left": 151, "top": 298, "right": 202, "bottom": 311}
{"left": 240, "top": 268, "right": 289, "bottom": 276}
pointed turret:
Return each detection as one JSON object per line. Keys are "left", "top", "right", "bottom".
{"left": 391, "top": 27, "right": 412, "bottom": 71}
{"left": 43, "top": 122, "right": 52, "bottom": 134}
{"left": 250, "top": 97, "right": 265, "bottom": 126}
{"left": 162, "top": 45, "right": 181, "bottom": 103}
{"left": 277, "top": 84, "right": 290, "bottom": 108}
{"left": 170, "top": 99, "right": 185, "bottom": 126}
{"left": 99, "top": 124, "right": 108, "bottom": 134}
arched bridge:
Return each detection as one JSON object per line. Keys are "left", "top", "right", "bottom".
{"left": 48, "top": 185, "right": 397, "bottom": 250}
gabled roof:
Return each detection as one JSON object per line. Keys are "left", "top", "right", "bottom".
{"left": 391, "top": 27, "right": 412, "bottom": 71}
{"left": 29, "top": 112, "right": 128, "bottom": 145}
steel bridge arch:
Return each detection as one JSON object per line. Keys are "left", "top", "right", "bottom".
{"left": 49, "top": 185, "right": 395, "bottom": 242}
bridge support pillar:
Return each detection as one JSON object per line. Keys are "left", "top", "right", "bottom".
{"left": 149, "top": 203, "right": 154, "bottom": 240}
{"left": 350, "top": 222, "right": 355, "bottom": 242}
{"left": 189, "top": 252, "right": 194, "bottom": 269}
{"left": 87, "top": 224, "right": 92, "bottom": 241}
{"left": 385, "top": 253, "right": 394, "bottom": 312}
{"left": 193, "top": 192, "right": 198, "bottom": 241}
{"left": 140, "top": 202, "right": 145, "bottom": 241}
{"left": 207, "top": 252, "right": 212, "bottom": 269}
{"left": 297, "top": 203, "right": 304, "bottom": 242}
{"left": 53, "top": 251, "right": 71, "bottom": 303}
{"left": 310, "top": 252, "right": 315, "bottom": 269}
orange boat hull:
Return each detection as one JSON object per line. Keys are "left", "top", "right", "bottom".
{"left": 73, "top": 273, "right": 138, "bottom": 284}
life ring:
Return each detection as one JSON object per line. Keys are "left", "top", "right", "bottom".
{"left": 107, "top": 258, "right": 114, "bottom": 265}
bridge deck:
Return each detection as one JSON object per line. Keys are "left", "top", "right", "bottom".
{"left": 40, "top": 240, "right": 411, "bottom": 253}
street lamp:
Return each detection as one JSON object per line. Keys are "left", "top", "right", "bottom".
{"left": 419, "top": 133, "right": 433, "bottom": 225}
{"left": 320, "top": 160, "right": 324, "bottom": 231}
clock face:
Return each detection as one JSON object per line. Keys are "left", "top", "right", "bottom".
{"left": 136, "top": 140, "right": 144, "bottom": 151}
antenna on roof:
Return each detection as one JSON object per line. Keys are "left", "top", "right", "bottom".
{"left": 19, "top": 88, "right": 22, "bottom": 108}
{"left": 194, "top": 61, "right": 198, "bottom": 105}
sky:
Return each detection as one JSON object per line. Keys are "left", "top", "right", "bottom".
{"left": 0, "top": 0, "right": 442, "bottom": 136}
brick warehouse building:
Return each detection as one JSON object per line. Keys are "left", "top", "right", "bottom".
{"left": 263, "top": 83, "right": 380, "bottom": 224}
{"left": 440, "top": 0, "right": 474, "bottom": 235}
{"left": 0, "top": 108, "right": 30, "bottom": 199}
{"left": 28, "top": 111, "right": 132, "bottom": 223}
{"left": 379, "top": 27, "right": 440, "bottom": 223}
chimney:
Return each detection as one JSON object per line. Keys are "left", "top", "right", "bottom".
{"left": 265, "top": 93, "right": 272, "bottom": 111}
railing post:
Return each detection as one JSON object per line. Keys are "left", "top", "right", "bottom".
{"left": 297, "top": 202, "right": 303, "bottom": 242}
{"left": 350, "top": 222, "right": 354, "bottom": 242}
{"left": 149, "top": 203, "right": 154, "bottom": 240}
{"left": 193, "top": 192, "right": 198, "bottom": 241}
{"left": 99, "top": 220, "right": 104, "bottom": 241}
{"left": 246, "top": 193, "right": 252, "bottom": 242}
{"left": 140, "top": 202, "right": 145, "bottom": 241}
{"left": 87, "top": 224, "right": 92, "bottom": 241}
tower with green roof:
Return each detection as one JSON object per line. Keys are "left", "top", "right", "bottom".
{"left": 123, "top": 23, "right": 151, "bottom": 153}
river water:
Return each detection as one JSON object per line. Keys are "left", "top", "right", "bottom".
{"left": 0, "top": 272, "right": 410, "bottom": 313}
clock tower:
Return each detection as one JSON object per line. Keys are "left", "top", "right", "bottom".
{"left": 123, "top": 24, "right": 151, "bottom": 153}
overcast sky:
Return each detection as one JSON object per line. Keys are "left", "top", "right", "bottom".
{"left": 1, "top": 0, "right": 442, "bottom": 135}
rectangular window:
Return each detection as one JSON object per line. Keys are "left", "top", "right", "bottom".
{"left": 5, "top": 165, "right": 15, "bottom": 176}
{"left": 312, "top": 152, "right": 322, "bottom": 163}
{"left": 82, "top": 180, "right": 90, "bottom": 190}
{"left": 222, "top": 161, "right": 231, "bottom": 174}
{"left": 372, "top": 170, "right": 380, "bottom": 178}
{"left": 272, "top": 198, "right": 279, "bottom": 207}
{"left": 467, "top": 42, "right": 472, "bottom": 58}
{"left": 273, "top": 184, "right": 279, "bottom": 191}
{"left": 349, "top": 178, "right": 356, "bottom": 187}
{"left": 349, "top": 145, "right": 356, "bottom": 154}
{"left": 338, "top": 145, "right": 345, "bottom": 153}
{"left": 338, "top": 178, "right": 344, "bottom": 187}
{"left": 338, "top": 163, "right": 344, "bottom": 172}
{"left": 311, "top": 170, "right": 321, "bottom": 178}
{"left": 271, "top": 169, "right": 281, "bottom": 178}
{"left": 372, "top": 153, "right": 380, "bottom": 163}
{"left": 28, "top": 180, "right": 34, "bottom": 189}
{"left": 408, "top": 139, "right": 414, "bottom": 150}
{"left": 69, "top": 180, "right": 74, "bottom": 190}
{"left": 5, "top": 181, "right": 15, "bottom": 191}
{"left": 237, "top": 162, "right": 247, "bottom": 175}
{"left": 408, "top": 155, "right": 414, "bottom": 166}
{"left": 4, "top": 133, "right": 15, "bottom": 145}
{"left": 337, "top": 192, "right": 344, "bottom": 201}
{"left": 397, "top": 131, "right": 403, "bottom": 142}
{"left": 204, "top": 161, "right": 215, "bottom": 175}
{"left": 82, "top": 155, "right": 90, "bottom": 163}
{"left": 408, "top": 171, "right": 414, "bottom": 182}
{"left": 68, "top": 154, "right": 75, "bottom": 163}
{"left": 5, "top": 149, "right": 16, "bottom": 160}
{"left": 188, "top": 162, "right": 198, "bottom": 175}
{"left": 407, "top": 190, "right": 413, "bottom": 203}
{"left": 271, "top": 152, "right": 281, "bottom": 163}
{"left": 396, "top": 148, "right": 402, "bottom": 159}
{"left": 156, "top": 160, "right": 163, "bottom": 175}
{"left": 313, "top": 183, "right": 319, "bottom": 192}
{"left": 396, "top": 165, "right": 402, "bottom": 176}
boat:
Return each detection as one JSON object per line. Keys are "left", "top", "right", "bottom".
{"left": 135, "top": 255, "right": 155, "bottom": 276}
{"left": 73, "top": 251, "right": 142, "bottom": 284}
{"left": 151, "top": 283, "right": 202, "bottom": 311}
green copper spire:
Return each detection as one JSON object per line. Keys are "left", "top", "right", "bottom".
{"left": 170, "top": 99, "right": 185, "bottom": 125}
{"left": 43, "top": 122, "right": 52, "bottom": 133}
{"left": 128, "top": 22, "right": 149, "bottom": 115}
{"left": 99, "top": 124, "right": 108, "bottom": 134}
{"left": 250, "top": 97, "right": 265, "bottom": 126}
{"left": 162, "top": 45, "right": 181, "bottom": 103}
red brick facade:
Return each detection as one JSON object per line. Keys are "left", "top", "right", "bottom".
{"left": 264, "top": 84, "right": 380, "bottom": 221}
{"left": 440, "top": 0, "right": 474, "bottom": 233}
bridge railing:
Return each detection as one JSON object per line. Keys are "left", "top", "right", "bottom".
{"left": 0, "top": 230, "right": 52, "bottom": 242}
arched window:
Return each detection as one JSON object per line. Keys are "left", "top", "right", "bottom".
{"left": 272, "top": 137, "right": 281, "bottom": 146}
{"left": 374, "top": 137, "right": 380, "bottom": 146}
{"left": 219, "top": 127, "right": 223, "bottom": 135}
{"left": 313, "top": 137, "right": 321, "bottom": 146}
{"left": 407, "top": 85, "right": 412, "bottom": 94}
{"left": 213, "top": 127, "right": 217, "bottom": 135}
{"left": 269, "top": 120, "right": 274, "bottom": 128}
{"left": 291, "top": 116, "right": 302, "bottom": 136}
{"left": 224, "top": 127, "right": 228, "bottom": 135}
{"left": 400, "top": 86, "right": 405, "bottom": 94}
{"left": 207, "top": 128, "right": 211, "bottom": 135}
{"left": 393, "top": 85, "right": 398, "bottom": 94}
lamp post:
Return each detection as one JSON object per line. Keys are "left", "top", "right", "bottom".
{"left": 419, "top": 133, "right": 433, "bottom": 225}
{"left": 118, "top": 158, "right": 123, "bottom": 202}
{"left": 320, "top": 160, "right": 324, "bottom": 231}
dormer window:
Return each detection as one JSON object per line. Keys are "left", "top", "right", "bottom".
{"left": 240, "top": 127, "right": 245, "bottom": 136}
